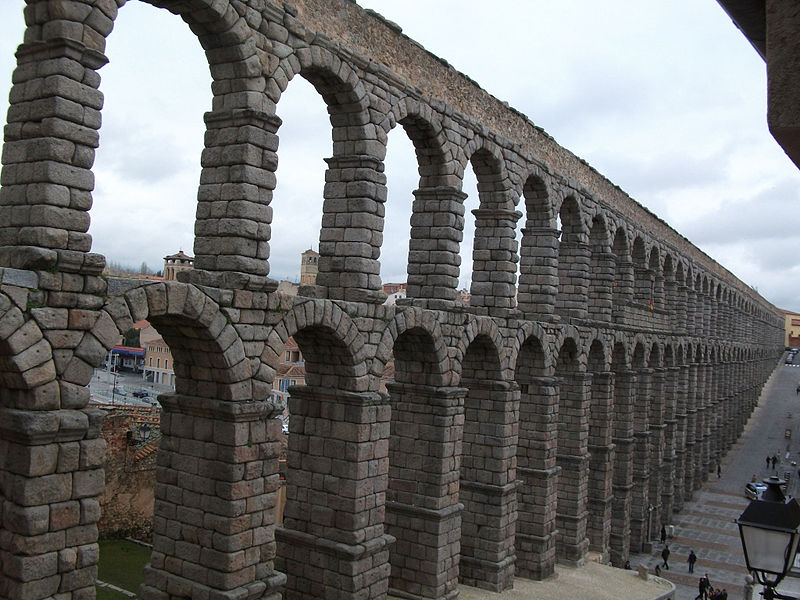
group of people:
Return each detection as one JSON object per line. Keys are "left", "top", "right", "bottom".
{"left": 767, "top": 453, "right": 779, "bottom": 469}
{"left": 696, "top": 573, "right": 727, "bottom": 600}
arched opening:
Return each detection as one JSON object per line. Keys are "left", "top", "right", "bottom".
{"left": 514, "top": 333, "right": 556, "bottom": 579}
{"left": 554, "top": 336, "right": 589, "bottom": 564}
{"left": 385, "top": 325, "right": 460, "bottom": 598}
{"left": 555, "top": 197, "right": 588, "bottom": 320}
{"left": 586, "top": 339, "right": 613, "bottom": 556}
{"left": 271, "top": 77, "right": 330, "bottom": 284}
{"left": 458, "top": 333, "right": 516, "bottom": 591}
{"left": 517, "top": 174, "right": 557, "bottom": 318}
{"left": 92, "top": 2, "right": 209, "bottom": 275}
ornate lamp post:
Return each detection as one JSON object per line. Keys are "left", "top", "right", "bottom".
{"left": 737, "top": 476, "right": 800, "bottom": 600}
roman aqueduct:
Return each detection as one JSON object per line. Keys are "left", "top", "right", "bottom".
{"left": 0, "top": 1, "right": 785, "bottom": 599}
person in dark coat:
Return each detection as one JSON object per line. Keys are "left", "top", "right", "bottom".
{"left": 660, "top": 524, "right": 667, "bottom": 544}
{"left": 661, "top": 544, "right": 670, "bottom": 570}
{"left": 687, "top": 549, "right": 697, "bottom": 573}
{"left": 695, "top": 574, "right": 710, "bottom": 600}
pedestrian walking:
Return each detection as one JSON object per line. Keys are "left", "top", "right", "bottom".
{"left": 767, "top": 455, "right": 771, "bottom": 468}
{"left": 661, "top": 544, "right": 670, "bottom": 570}
{"left": 717, "top": 461, "right": 721, "bottom": 478}
{"left": 660, "top": 524, "right": 666, "bottom": 544}
{"left": 772, "top": 454, "right": 778, "bottom": 469}
{"left": 694, "top": 574, "right": 711, "bottom": 600}
{"left": 687, "top": 549, "right": 697, "bottom": 573}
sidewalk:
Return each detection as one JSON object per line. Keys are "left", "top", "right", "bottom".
{"left": 390, "top": 560, "right": 674, "bottom": 600}
{"left": 631, "top": 360, "right": 799, "bottom": 599}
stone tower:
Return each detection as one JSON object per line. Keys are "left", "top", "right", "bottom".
{"left": 163, "top": 250, "right": 194, "bottom": 281}
{"left": 300, "top": 249, "right": 318, "bottom": 285}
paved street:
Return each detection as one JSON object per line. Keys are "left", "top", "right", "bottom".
{"left": 631, "top": 357, "right": 800, "bottom": 599}
{"left": 88, "top": 368, "right": 171, "bottom": 407}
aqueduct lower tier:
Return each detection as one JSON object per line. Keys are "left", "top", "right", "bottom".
{"left": 0, "top": 0, "right": 786, "bottom": 599}
{"left": 0, "top": 272, "right": 782, "bottom": 600}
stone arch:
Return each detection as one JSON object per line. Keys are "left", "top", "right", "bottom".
{"left": 512, "top": 324, "right": 556, "bottom": 578}
{"left": 269, "top": 44, "right": 383, "bottom": 301}
{"left": 383, "top": 97, "right": 454, "bottom": 187}
{"left": 555, "top": 196, "right": 590, "bottom": 320}
{"left": 586, "top": 334, "right": 614, "bottom": 556}
{"left": 383, "top": 98, "right": 465, "bottom": 301}
{"left": 461, "top": 138, "right": 521, "bottom": 310}
{"left": 517, "top": 171, "right": 558, "bottom": 318}
{"left": 451, "top": 315, "right": 505, "bottom": 385}
{"left": 105, "top": 281, "right": 251, "bottom": 399}
{"left": 508, "top": 320, "right": 554, "bottom": 375}
{"left": 588, "top": 214, "right": 614, "bottom": 321}
{"left": 554, "top": 328, "right": 589, "bottom": 566}
{"left": 0, "top": 292, "right": 57, "bottom": 398}
{"left": 262, "top": 298, "right": 368, "bottom": 392}
{"left": 372, "top": 306, "right": 450, "bottom": 387}
{"left": 521, "top": 170, "right": 556, "bottom": 227}
{"left": 457, "top": 319, "right": 516, "bottom": 590}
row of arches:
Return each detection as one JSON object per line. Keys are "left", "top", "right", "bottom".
{"left": 0, "top": 0, "right": 780, "bottom": 343}
{"left": 1, "top": 277, "right": 776, "bottom": 599}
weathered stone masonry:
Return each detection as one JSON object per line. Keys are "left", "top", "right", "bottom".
{"left": 0, "top": 1, "right": 784, "bottom": 600}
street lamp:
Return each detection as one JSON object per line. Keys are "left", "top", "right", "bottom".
{"left": 737, "top": 475, "right": 800, "bottom": 599}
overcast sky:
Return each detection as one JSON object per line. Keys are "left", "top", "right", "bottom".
{"left": 1, "top": 1, "right": 799, "bottom": 312}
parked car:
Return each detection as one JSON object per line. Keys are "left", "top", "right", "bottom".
{"left": 113, "top": 387, "right": 127, "bottom": 396}
{"left": 745, "top": 481, "right": 767, "bottom": 500}
{"left": 787, "top": 355, "right": 795, "bottom": 364}
{"left": 132, "top": 390, "right": 149, "bottom": 398}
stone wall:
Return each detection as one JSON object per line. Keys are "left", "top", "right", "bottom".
{"left": 97, "top": 405, "right": 159, "bottom": 540}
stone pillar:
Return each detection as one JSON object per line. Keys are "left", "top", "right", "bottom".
{"left": 633, "top": 266, "right": 652, "bottom": 308}
{"left": 516, "top": 377, "right": 558, "bottom": 580}
{"left": 588, "top": 252, "right": 615, "bottom": 323}
{"left": 317, "top": 154, "right": 388, "bottom": 304}
{"left": 469, "top": 208, "right": 522, "bottom": 314}
{"left": 276, "top": 386, "right": 393, "bottom": 600}
{"left": 629, "top": 367, "right": 652, "bottom": 553}
{"left": 610, "top": 370, "right": 635, "bottom": 567}
{"left": 555, "top": 242, "right": 590, "bottom": 321}
{"left": 684, "top": 363, "right": 699, "bottom": 499}
{"left": 556, "top": 372, "right": 591, "bottom": 565}
{"left": 696, "top": 363, "right": 710, "bottom": 485}
{"left": 661, "top": 367, "right": 679, "bottom": 522}
{"left": 647, "top": 368, "right": 665, "bottom": 534}
{"left": 517, "top": 227, "right": 560, "bottom": 321}
{"left": 0, "top": 21, "right": 108, "bottom": 275}
{"left": 676, "top": 284, "right": 689, "bottom": 332}
{"left": 652, "top": 273, "right": 665, "bottom": 312}
{"left": 0, "top": 399, "right": 106, "bottom": 600}
{"left": 406, "top": 187, "right": 466, "bottom": 303}
{"left": 612, "top": 259, "right": 634, "bottom": 323}
{"left": 587, "top": 372, "right": 614, "bottom": 558}
{"left": 186, "top": 109, "right": 281, "bottom": 292}
{"left": 460, "top": 381, "right": 519, "bottom": 592}
{"left": 673, "top": 365, "right": 689, "bottom": 513}
{"left": 141, "top": 394, "right": 285, "bottom": 600}
{"left": 386, "top": 383, "right": 466, "bottom": 600}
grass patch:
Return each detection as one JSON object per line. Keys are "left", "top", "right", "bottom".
{"left": 97, "top": 587, "right": 132, "bottom": 600}
{"left": 98, "top": 539, "right": 151, "bottom": 596}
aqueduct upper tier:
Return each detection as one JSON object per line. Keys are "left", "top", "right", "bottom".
{"left": 0, "top": 1, "right": 785, "bottom": 599}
